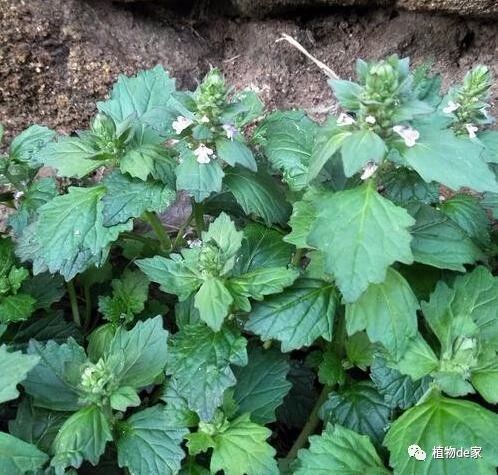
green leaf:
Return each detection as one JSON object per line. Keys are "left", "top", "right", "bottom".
{"left": 233, "top": 224, "right": 293, "bottom": 274}
{"left": 340, "top": 129, "right": 385, "bottom": 177}
{"left": 20, "top": 186, "right": 132, "bottom": 281}
{"left": 202, "top": 211, "right": 243, "bottom": 261}
{"left": 284, "top": 197, "right": 317, "bottom": 249}
{"left": 395, "top": 334, "right": 439, "bottom": 380}
{"left": 51, "top": 405, "right": 112, "bottom": 471}
{"left": 209, "top": 414, "right": 278, "bottom": 475}
{"left": 471, "top": 355, "right": 498, "bottom": 404}
{"left": 194, "top": 278, "right": 233, "bottom": 331}
{"left": 228, "top": 267, "right": 299, "bottom": 301}
{"left": 233, "top": 346, "right": 291, "bottom": 424}
{"left": 0, "top": 345, "right": 39, "bottom": 403}
{"left": 167, "top": 323, "right": 247, "bottom": 420}
{"left": 137, "top": 254, "right": 202, "bottom": 301}
{"left": 224, "top": 166, "right": 291, "bottom": 225}
{"left": 400, "top": 123, "right": 498, "bottom": 192}
{"left": 256, "top": 111, "right": 317, "bottom": 190}
{"left": 0, "top": 432, "right": 49, "bottom": 475}
{"left": 97, "top": 65, "right": 176, "bottom": 126}
{"left": 329, "top": 79, "right": 363, "bottom": 110}
{"left": 408, "top": 203, "right": 482, "bottom": 271}
{"left": 482, "top": 192, "right": 498, "bottom": 219}
{"left": 216, "top": 138, "right": 257, "bottom": 172}
{"left": 245, "top": 279, "right": 336, "bottom": 352}
{"left": 117, "top": 405, "right": 188, "bottom": 475}
{"left": 0, "top": 293, "right": 36, "bottom": 323}
{"left": 384, "top": 393, "right": 498, "bottom": 474}
{"left": 345, "top": 268, "right": 419, "bottom": 360}
{"left": 101, "top": 171, "right": 175, "bottom": 226}
{"left": 36, "top": 136, "right": 105, "bottom": 178}
{"left": 480, "top": 129, "right": 498, "bottom": 163}
{"left": 308, "top": 182, "right": 414, "bottom": 302}
{"left": 345, "top": 332, "right": 375, "bottom": 371}
{"left": 382, "top": 168, "right": 439, "bottom": 205}
{"left": 9, "top": 124, "right": 55, "bottom": 165}
{"left": 107, "top": 316, "right": 168, "bottom": 389}
{"left": 370, "top": 357, "right": 430, "bottom": 409}
{"left": 318, "top": 348, "right": 346, "bottom": 386}
{"left": 319, "top": 381, "right": 391, "bottom": 446}
{"left": 295, "top": 423, "right": 389, "bottom": 475}
{"left": 120, "top": 141, "right": 171, "bottom": 181}
{"left": 24, "top": 338, "right": 86, "bottom": 411}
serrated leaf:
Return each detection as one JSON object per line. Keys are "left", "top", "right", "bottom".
{"left": 107, "top": 316, "right": 168, "bottom": 389}
{"left": 382, "top": 168, "right": 439, "bottom": 205}
{"left": 209, "top": 414, "right": 278, "bottom": 475}
{"left": 345, "top": 331, "right": 375, "bottom": 370}
{"left": 329, "top": 79, "right": 363, "bottom": 110}
{"left": 384, "top": 393, "right": 498, "bottom": 474}
{"left": 194, "top": 277, "right": 233, "bottom": 331}
{"left": 481, "top": 191, "right": 498, "bottom": 219}
{"left": 318, "top": 349, "right": 346, "bottom": 386}
{"left": 0, "top": 432, "right": 49, "bottom": 475}
{"left": 202, "top": 211, "right": 243, "bottom": 260}
{"left": 0, "top": 293, "right": 36, "bottom": 323}
{"left": 10, "top": 124, "right": 55, "bottom": 165}
{"left": 341, "top": 129, "right": 385, "bottom": 177}
{"left": 117, "top": 405, "right": 188, "bottom": 475}
{"left": 480, "top": 129, "right": 498, "bottom": 163}
{"left": 20, "top": 273, "right": 64, "bottom": 310}
{"left": 245, "top": 278, "right": 336, "bottom": 352}
{"left": 284, "top": 197, "right": 316, "bottom": 249}
{"left": 319, "top": 381, "right": 391, "bottom": 446}
{"left": 216, "top": 138, "right": 257, "bottom": 172}
{"left": 120, "top": 141, "right": 172, "bottom": 181}
{"left": 295, "top": 424, "right": 389, "bottom": 475}
{"left": 395, "top": 334, "right": 439, "bottom": 380}
{"left": 345, "top": 268, "right": 419, "bottom": 360}
{"left": 308, "top": 182, "right": 414, "bottom": 302}
{"left": 0, "top": 345, "right": 39, "bottom": 403}
{"left": 51, "top": 405, "right": 112, "bottom": 471}
{"left": 224, "top": 166, "right": 291, "bottom": 225}
{"left": 101, "top": 171, "right": 175, "bottom": 226}
{"left": 233, "top": 346, "right": 291, "bottom": 424}
{"left": 167, "top": 323, "right": 247, "bottom": 421}
{"left": 23, "top": 338, "right": 86, "bottom": 411}
{"left": 408, "top": 203, "right": 482, "bottom": 271}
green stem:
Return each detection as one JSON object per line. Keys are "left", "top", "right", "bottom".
{"left": 83, "top": 283, "right": 92, "bottom": 331}
{"left": 67, "top": 281, "right": 81, "bottom": 327}
{"left": 286, "top": 384, "right": 332, "bottom": 460}
{"left": 121, "top": 231, "right": 158, "bottom": 245}
{"left": 193, "top": 202, "right": 205, "bottom": 236}
{"left": 292, "top": 248, "right": 304, "bottom": 267}
{"left": 144, "top": 211, "right": 172, "bottom": 251}
{"left": 172, "top": 212, "right": 195, "bottom": 250}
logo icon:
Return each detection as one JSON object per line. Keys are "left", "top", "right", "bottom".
{"left": 407, "top": 444, "right": 427, "bottom": 461}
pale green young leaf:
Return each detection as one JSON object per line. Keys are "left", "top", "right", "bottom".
{"left": 9, "top": 124, "right": 55, "bottom": 165}
{"left": 0, "top": 432, "right": 49, "bottom": 475}
{"left": 345, "top": 332, "right": 376, "bottom": 371}
{"left": 137, "top": 254, "right": 203, "bottom": 301}
{"left": 51, "top": 405, "right": 112, "bottom": 471}
{"left": 36, "top": 137, "right": 106, "bottom": 178}
{"left": 209, "top": 414, "right": 278, "bottom": 475}
{"left": 0, "top": 345, "right": 39, "bottom": 403}
{"left": 319, "top": 381, "right": 391, "bottom": 446}
{"left": 307, "top": 182, "right": 414, "bottom": 302}
{"left": 202, "top": 212, "right": 243, "bottom": 260}
{"left": 329, "top": 79, "right": 363, "bottom": 110}
{"left": 394, "top": 334, "right": 439, "bottom": 380}
{"left": 120, "top": 142, "right": 171, "bottom": 181}
{"left": 245, "top": 279, "right": 336, "bottom": 352}
{"left": 167, "top": 323, "right": 247, "bottom": 421}
{"left": 102, "top": 171, "right": 175, "bottom": 226}
{"left": 216, "top": 138, "right": 257, "bottom": 172}
{"left": 284, "top": 197, "right": 316, "bottom": 249}
{"left": 408, "top": 203, "right": 482, "bottom": 271}
{"left": 194, "top": 277, "right": 233, "bottom": 331}
{"left": 295, "top": 423, "right": 389, "bottom": 475}
{"left": 345, "top": 268, "right": 419, "bottom": 360}
{"left": 471, "top": 354, "right": 498, "bottom": 404}
{"left": 0, "top": 293, "right": 36, "bottom": 323}
{"left": 224, "top": 166, "right": 291, "bottom": 225}
{"left": 233, "top": 346, "right": 292, "bottom": 424}
{"left": 384, "top": 393, "right": 498, "bottom": 474}
{"left": 482, "top": 191, "right": 498, "bottom": 219}
{"left": 107, "top": 316, "right": 168, "bottom": 389}
{"left": 24, "top": 338, "right": 86, "bottom": 411}
{"left": 117, "top": 405, "right": 188, "bottom": 475}
{"left": 340, "top": 129, "right": 385, "bottom": 177}
{"left": 480, "top": 129, "right": 498, "bottom": 163}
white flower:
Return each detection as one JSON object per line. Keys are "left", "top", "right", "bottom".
{"left": 200, "top": 115, "right": 210, "bottom": 123}
{"left": 187, "top": 238, "right": 203, "bottom": 248}
{"left": 443, "top": 100, "right": 460, "bottom": 114}
{"left": 222, "top": 124, "right": 238, "bottom": 140}
{"left": 193, "top": 144, "right": 214, "bottom": 164}
{"left": 360, "top": 162, "right": 378, "bottom": 180}
{"left": 13, "top": 190, "right": 24, "bottom": 200}
{"left": 393, "top": 125, "right": 420, "bottom": 147}
{"left": 337, "top": 113, "right": 355, "bottom": 126}
{"left": 172, "top": 116, "right": 193, "bottom": 134}
{"left": 465, "top": 123, "right": 478, "bottom": 139}
{"left": 365, "top": 115, "right": 376, "bottom": 124}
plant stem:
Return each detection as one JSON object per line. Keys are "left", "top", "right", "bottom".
{"left": 285, "top": 384, "right": 332, "bottom": 460}
{"left": 67, "top": 281, "right": 81, "bottom": 327}
{"left": 193, "top": 202, "right": 205, "bottom": 236}
{"left": 292, "top": 248, "right": 304, "bottom": 267}
{"left": 144, "top": 211, "right": 172, "bottom": 251}
{"left": 120, "top": 231, "right": 157, "bottom": 245}
{"left": 83, "top": 283, "right": 92, "bottom": 331}
{"left": 173, "top": 211, "right": 195, "bottom": 250}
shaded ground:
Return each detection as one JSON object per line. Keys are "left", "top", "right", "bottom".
{"left": 0, "top": 0, "right": 497, "bottom": 142}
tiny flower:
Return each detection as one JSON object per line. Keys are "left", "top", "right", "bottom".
{"left": 465, "top": 123, "right": 478, "bottom": 139}
{"left": 172, "top": 116, "right": 193, "bottom": 134}
{"left": 222, "top": 124, "right": 238, "bottom": 140}
{"left": 365, "top": 115, "right": 376, "bottom": 124}
{"left": 337, "top": 113, "right": 355, "bottom": 126}
{"left": 443, "top": 100, "right": 460, "bottom": 114}
{"left": 187, "top": 238, "right": 203, "bottom": 248}
{"left": 200, "top": 115, "right": 210, "bottom": 123}
{"left": 360, "top": 162, "right": 378, "bottom": 180}
{"left": 193, "top": 144, "right": 214, "bottom": 164}
{"left": 13, "top": 190, "right": 24, "bottom": 200}
{"left": 393, "top": 125, "right": 420, "bottom": 147}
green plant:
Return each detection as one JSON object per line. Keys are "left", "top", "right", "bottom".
{"left": 0, "top": 57, "right": 497, "bottom": 474}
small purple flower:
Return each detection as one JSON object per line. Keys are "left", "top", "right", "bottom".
{"left": 222, "top": 124, "right": 238, "bottom": 140}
